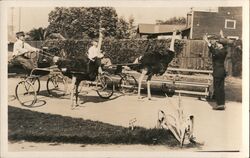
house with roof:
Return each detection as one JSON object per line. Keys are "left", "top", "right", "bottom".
{"left": 137, "top": 7, "right": 242, "bottom": 40}
{"left": 137, "top": 24, "right": 189, "bottom": 39}
{"left": 186, "top": 7, "right": 242, "bottom": 39}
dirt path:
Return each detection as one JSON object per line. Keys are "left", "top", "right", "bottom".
{"left": 7, "top": 78, "right": 242, "bottom": 152}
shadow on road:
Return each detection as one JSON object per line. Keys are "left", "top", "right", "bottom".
{"left": 31, "top": 100, "right": 47, "bottom": 108}
{"left": 78, "top": 93, "right": 123, "bottom": 104}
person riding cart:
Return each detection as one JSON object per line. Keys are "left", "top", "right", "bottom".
{"left": 12, "top": 31, "right": 40, "bottom": 74}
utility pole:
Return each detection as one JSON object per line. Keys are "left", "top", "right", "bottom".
{"left": 18, "top": 7, "right": 21, "bottom": 31}
{"left": 11, "top": 7, "right": 14, "bottom": 36}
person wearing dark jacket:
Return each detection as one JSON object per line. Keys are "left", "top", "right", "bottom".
{"left": 203, "top": 32, "right": 232, "bottom": 110}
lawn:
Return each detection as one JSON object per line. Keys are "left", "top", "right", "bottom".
{"left": 8, "top": 106, "right": 182, "bottom": 147}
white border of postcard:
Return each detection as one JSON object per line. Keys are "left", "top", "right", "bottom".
{"left": 1, "top": 0, "right": 249, "bottom": 158}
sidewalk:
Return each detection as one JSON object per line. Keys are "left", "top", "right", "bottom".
{"left": 8, "top": 78, "right": 242, "bottom": 151}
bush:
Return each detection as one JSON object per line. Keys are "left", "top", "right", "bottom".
{"left": 35, "top": 39, "right": 242, "bottom": 73}
{"left": 43, "top": 38, "right": 185, "bottom": 66}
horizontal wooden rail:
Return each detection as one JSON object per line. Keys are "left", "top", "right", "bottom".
{"left": 163, "top": 74, "right": 212, "bottom": 80}
{"left": 175, "top": 90, "right": 209, "bottom": 96}
{"left": 167, "top": 68, "right": 213, "bottom": 74}
{"left": 149, "top": 80, "right": 210, "bottom": 88}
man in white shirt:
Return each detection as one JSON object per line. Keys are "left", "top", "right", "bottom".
{"left": 87, "top": 40, "right": 104, "bottom": 74}
{"left": 12, "top": 31, "right": 40, "bottom": 74}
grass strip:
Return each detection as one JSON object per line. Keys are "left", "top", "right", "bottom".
{"left": 8, "top": 106, "right": 179, "bottom": 146}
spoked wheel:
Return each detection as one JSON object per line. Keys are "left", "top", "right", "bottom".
{"left": 119, "top": 74, "right": 138, "bottom": 94}
{"left": 15, "top": 80, "right": 37, "bottom": 107}
{"left": 46, "top": 75, "right": 67, "bottom": 97}
{"left": 26, "top": 77, "right": 40, "bottom": 93}
{"left": 96, "top": 74, "right": 114, "bottom": 99}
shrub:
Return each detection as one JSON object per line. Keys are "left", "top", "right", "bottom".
{"left": 43, "top": 38, "right": 185, "bottom": 66}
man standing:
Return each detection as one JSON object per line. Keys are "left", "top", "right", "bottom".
{"left": 12, "top": 31, "right": 40, "bottom": 74}
{"left": 203, "top": 33, "right": 230, "bottom": 110}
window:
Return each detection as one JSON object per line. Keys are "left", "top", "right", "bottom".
{"left": 225, "top": 19, "right": 236, "bottom": 29}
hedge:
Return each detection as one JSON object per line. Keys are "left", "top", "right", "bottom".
{"left": 41, "top": 38, "right": 242, "bottom": 75}
{"left": 43, "top": 38, "right": 185, "bottom": 67}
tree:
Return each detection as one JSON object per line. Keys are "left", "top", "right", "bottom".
{"left": 156, "top": 17, "right": 186, "bottom": 25}
{"left": 116, "top": 16, "right": 130, "bottom": 39}
{"left": 128, "top": 15, "right": 137, "bottom": 39}
{"left": 47, "top": 7, "right": 118, "bottom": 39}
{"left": 115, "top": 15, "right": 138, "bottom": 39}
{"left": 26, "top": 27, "right": 46, "bottom": 41}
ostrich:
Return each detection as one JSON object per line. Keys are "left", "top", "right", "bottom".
{"left": 56, "top": 56, "right": 100, "bottom": 107}
{"left": 136, "top": 30, "right": 177, "bottom": 100}
{"left": 54, "top": 29, "right": 105, "bottom": 108}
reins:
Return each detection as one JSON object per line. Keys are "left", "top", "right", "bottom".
{"left": 37, "top": 50, "right": 57, "bottom": 59}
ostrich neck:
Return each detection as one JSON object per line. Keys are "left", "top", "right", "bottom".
{"left": 97, "top": 32, "right": 103, "bottom": 52}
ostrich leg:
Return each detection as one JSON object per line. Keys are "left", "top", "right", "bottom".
{"left": 70, "top": 76, "right": 76, "bottom": 109}
{"left": 147, "top": 75, "right": 153, "bottom": 100}
{"left": 74, "top": 80, "right": 81, "bottom": 108}
{"left": 138, "top": 69, "right": 147, "bottom": 99}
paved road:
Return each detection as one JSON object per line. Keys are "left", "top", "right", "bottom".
{"left": 7, "top": 77, "right": 242, "bottom": 152}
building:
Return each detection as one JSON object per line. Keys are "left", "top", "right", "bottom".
{"left": 137, "top": 24, "right": 188, "bottom": 39}
{"left": 187, "top": 7, "right": 242, "bottom": 39}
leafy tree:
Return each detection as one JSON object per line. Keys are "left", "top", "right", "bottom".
{"left": 26, "top": 27, "right": 46, "bottom": 41}
{"left": 47, "top": 7, "right": 118, "bottom": 39}
{"left": 116, "top": 15, "right": 137, "bottom": 39}
{"left": 156, "top": 17, "right": 186, "bottom": 25}
{"left": 116, "top": 16, "right": 130, "bottom": 39}
{"left": 128, "top": 15, "right": 137, "bottom": 39}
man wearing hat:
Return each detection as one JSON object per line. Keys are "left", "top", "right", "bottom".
{"left": 203, "top": 30, "right": 233, "bottom": 110}
{"left": 12, "top": 31, "right": 40, "bottom": 74}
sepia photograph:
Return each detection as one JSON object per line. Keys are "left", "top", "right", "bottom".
{"left": 1, "top": 0, "right": 249, "bottom": 157}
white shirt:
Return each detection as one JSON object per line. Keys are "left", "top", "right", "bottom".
{"left": 13, "top": 39, "right": 38, "bottom": 56}
{"left": 88, "top": 45, "right": 104, "bottom": 60}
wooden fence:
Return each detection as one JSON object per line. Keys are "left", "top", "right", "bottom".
{"left": 178, "top": 40, "right": 212, "bottom": 70}
{"left": 25, "top": 40, "right": 240, "bottom": 76}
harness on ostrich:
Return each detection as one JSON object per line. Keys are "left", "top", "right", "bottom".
{"left": 57, "top": 28, "right": 104, "bottom": 80}
{"left": 56, "top": 26, "right": 106, "bottom": 108}
{"left": 157, "top": 93, "right": 196, "bottom": 146}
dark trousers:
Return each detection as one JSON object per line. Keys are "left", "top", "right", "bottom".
{"left": 14, "top": 56, "right": 36, "bottom": 74}
{"left": 213, "top": 77, "right": 225, "bottom": 105}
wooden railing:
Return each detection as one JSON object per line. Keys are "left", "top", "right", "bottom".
{"left": 126, "top": 67, "right": 213, "bottom": 98}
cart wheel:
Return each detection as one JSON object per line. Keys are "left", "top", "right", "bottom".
{"left": 119, "top": 74, "right": 138, "bottom": 94}
{"left": 46, "top": 75, "right": 67, "bottom": 97}
{"left": 96, "top": 74, "right": 114, "bottom": 99}
{"left": 26, "top": 77, "right": 40, "bottom": 93}
{"left": 15, "top": 80, "right": 37, "bottom": 107}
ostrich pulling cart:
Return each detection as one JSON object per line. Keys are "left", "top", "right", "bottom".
{"left": 13, "top": 48, "right": 140, "bottom": 108}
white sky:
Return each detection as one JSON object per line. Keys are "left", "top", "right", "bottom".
{"left": 8, "top": 7, "right": 218, "bottom": 33}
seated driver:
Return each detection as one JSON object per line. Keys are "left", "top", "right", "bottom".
{"left": 12, "top": 31, "right": 40, "bottom": 74}
{"left": 101, "top": 51, "right": 112, "bottom": 67}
